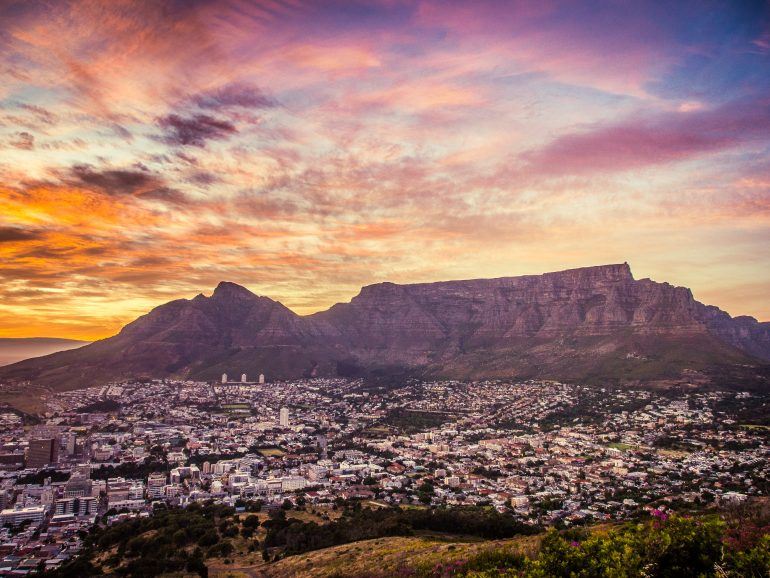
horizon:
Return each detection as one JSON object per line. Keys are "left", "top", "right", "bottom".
{"left": 1, "top": 0, "right": 769, "bottom": 340}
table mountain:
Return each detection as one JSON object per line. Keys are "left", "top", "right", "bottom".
{"left": 1, "top": 263, "right": 768, "bottom": 391}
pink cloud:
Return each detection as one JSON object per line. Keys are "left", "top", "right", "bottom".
{"left": 521, "top": 99, "right": 770, "bottom": 176}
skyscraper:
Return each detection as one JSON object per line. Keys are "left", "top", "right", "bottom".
{"left": 259, "top": 373, "right": 265, "bottom": 384}
{"left": 221, "top": 373, "right": 228, "bottom": 384}
{"left": 279, "top": 407, "right": 289, "bottom": 427}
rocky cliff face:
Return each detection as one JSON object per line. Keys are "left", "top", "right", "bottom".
{"left": 1, "top": 264, "right": 768, "bottom": 390}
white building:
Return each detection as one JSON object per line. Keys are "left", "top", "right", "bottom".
{"left": 147, "top": 473, "right": 167, "bottom": 499}
{"left": 280, "top": 476, "right": 308, "bottom": 492}
{"left": 279, "top": 407, "right": 289, "bottom": 427}
{"left": 54, "top": 497, "right": 96, "bottom": 517}
{"left": 259, "top": 374, "right": 265, "bottom": 384}
{"left": 0, "top": 505, "right": 46, "bottom": 527}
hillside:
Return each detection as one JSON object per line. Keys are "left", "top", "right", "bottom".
{"left": 45, "top": 501, "right": 770, "bottom": 578}
{"left": 1, "top": 264, "right": 769, "bottom": 394}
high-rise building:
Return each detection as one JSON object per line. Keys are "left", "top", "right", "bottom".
{"left": 221, "top": 373, "right": 228, "bottom": 384}
{"left": 65, "top": 434, "right": 77, "bottom": 456}
{"left": 241, "top": 373, "right": 247, "bottom": 383}
{"left": 279, "top": 407, "right": 289, "bottom": 427}
{"left": 27, "top": 438, "right": 59, "bottom": 469}
{"left": 259, "top": 373, "right": 265, "bottom": 384}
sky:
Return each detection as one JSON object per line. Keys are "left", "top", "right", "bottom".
{"left": 0, "top": 0, "right": 769, "bottom": 340}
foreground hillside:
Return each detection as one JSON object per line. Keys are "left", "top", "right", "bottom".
{"left": 2, "top": 264, "right": 770, "bottom": 396}
{"left": 45, "top": 501, "right": 770, "bottom": 578}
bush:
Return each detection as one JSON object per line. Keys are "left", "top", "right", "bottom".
{"left": 206, "top": 540, "right": 234, "bottom": 559}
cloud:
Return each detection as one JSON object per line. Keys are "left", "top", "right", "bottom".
{"left": 521, "top": 98, "right": 770, "bottom": 176}
{"left": 9, "top": 131, "right": 34, "bottom": 150}
{"left": 157, "top": 113, "right": 237, "bottom": 147}
{"left": 192, "top": 82, "right": 276, "bottom": 110}
{"left": 67, "top": 164, "right": 185, "bottom": 203}
{"left": 0, "top": 226, "right": 42, "bottom": 243}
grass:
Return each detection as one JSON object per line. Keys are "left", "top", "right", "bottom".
{"left": 606, "top": 442, "right": 635, "bottom": 451}
{"left": 740, "top": 424, "right": 770, "bottom": 431}
{"left": 0, "top": 384, "right": 48, "bottom": 414}
{"left": 256, "top": 448, "right": 285, "bottom": 457}
{"left": 211, "top": 533, "right": 543, "bottom": 577}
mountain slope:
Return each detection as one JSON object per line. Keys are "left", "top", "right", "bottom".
{"left": 0, "top": 264, "right": 768, "bottom": 391}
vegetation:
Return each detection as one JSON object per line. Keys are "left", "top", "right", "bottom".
{"left": 42, "top": 502, "right": 770, "bottom": 578}
{"left": 383, "top": 408, "right": 454, "bottom": 433}
{"left": 263, "top": 505, "right": 538, "bottom": 557}
{"left": 337, "top": 513, "right": 770, "bottom": 578}
{"left": 45, "top": 502, "right": 239, "bottom": 577}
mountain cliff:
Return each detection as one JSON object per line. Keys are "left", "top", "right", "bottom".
{"left": 1, "top": 264, "right": 768, "bottom": 391}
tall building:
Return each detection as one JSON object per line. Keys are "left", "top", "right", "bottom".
{"left": 279, "top": 407, "right": 289, "bottom": 427}
{"left": 27, "top": 438, "right": 59, "bottom": 469}
{"left": 259, "top": 373, "right": 265, "bottom": 384}
{"left": 221, "top": 373, "right": 228, "bottom": 383}
{"left": 241, "top": 373, "right": 247, "bottom": 383}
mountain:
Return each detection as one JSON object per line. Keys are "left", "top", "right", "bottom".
{"left": 1, "top": 264, "right": 768, "bottom": 392}
{"left": 0, "top": 337, "right": 89, "bottom": 367}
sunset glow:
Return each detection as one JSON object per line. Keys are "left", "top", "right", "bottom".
{"left": 1, "top": 0, "right": 769, "bottom": 339}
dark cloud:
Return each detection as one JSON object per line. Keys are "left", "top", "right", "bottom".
{"left": 187, "top": 170, "right": 219, "bottom": 186}
{"left": 0, "top": 226, "right": 42, "bottom": 243}
{"left": 68, "top": 164, "right": 186, "bottom": 203}
{"left": 10, "top": 131, "right": 34, "bottom": 150}
{"left": 193, "top": 82, "right": 276, "bottom": 110}
{"left": 157, "top": 113, "right": 237, "bottom": 147}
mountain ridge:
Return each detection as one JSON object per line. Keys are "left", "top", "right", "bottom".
{"left": 0, "top": 263, "right": 768, "bottom": 393}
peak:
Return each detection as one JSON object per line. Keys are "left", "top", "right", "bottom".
{"left": 211, "top": 281, "right": 256, "bottom": 299}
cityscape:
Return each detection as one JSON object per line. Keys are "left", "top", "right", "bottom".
{"left": 0, "top": 372, "right": 767, "bottom": 574}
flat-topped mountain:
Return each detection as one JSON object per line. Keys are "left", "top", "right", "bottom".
{"left": 1, "top": 264, "right": 768, "bottom": 391}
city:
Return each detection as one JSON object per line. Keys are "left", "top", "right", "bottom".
{"left": 0, "top": 374, "right": 766, "bottom": 574}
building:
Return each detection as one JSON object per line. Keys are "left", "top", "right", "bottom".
{"left": 0, "top": 453, "right": 25, "bottom": 471}
{"left": 54, "top": 497, "right": 96, "bottom": 517}
{"left": 241, "top": 373, "right": 247, "bottom": 383}
{"left": 170, "top": 465, "right": 201, "bottom": 484}
{"left": 27, "top": 438, "right": 59, "bottom": 469}
{"left": 221, "top": 373, "right": 228, "bottom": 384}
{"left": 0, "top": 505, "right": 46, "bottom": 527}
{"left": 280, "top": 476, "right": 308, "bottom": 492}
{"left": 64, "top": 473, "right": 92, "bottom": 498}
{"left": 279, "top": 407, "right": 289, "bottom": 427}
{"left": 259, "top": 374, "right": 265, "bottom": 384}
{"left": 147, "top": 473, "right": 167, "bottom": 499}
